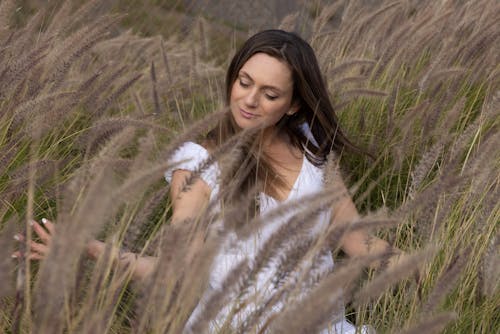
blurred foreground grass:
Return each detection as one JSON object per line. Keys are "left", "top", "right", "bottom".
{"left": 0, "top": 0, "right": 498, "bottom": 333}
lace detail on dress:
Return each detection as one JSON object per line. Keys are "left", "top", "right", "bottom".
{"left": 164, "top": 141, "right": 220, "bottom": 198}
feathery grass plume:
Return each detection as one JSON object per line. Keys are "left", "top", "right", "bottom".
{"left": 397, "top": 311, "right": 457, "bottom": 334}
{"left": 459, "top": 24, "right": 500, "bottom": 66}
{"left": 78, "top": 241, "right": 133, "bottom": 333}
{"left": 8, "top": 78, "right": 27, "bottom": 112}
{"left": 268, "top": 236, "right": 317, "bottom": 290}
{"left": 0, "top": 133, "right": 25, "bottom": 177}
{"left": 32, "top": 129, "right": 136, "bottom": 333}
{"left": 355, "top": 245, "right": 436, "bottom": 305}
{"left": 479, "top": 230, "right": 500, "bottom": 297}
{"left": 177, "top": 127, "right": 258, "bottom": 197}
{"left": 43, "top": 0, "right": 73, "bottom": 35}
{"left": 229, "top": 238, "right": 330, "bottom": 334}
{"left": 328, "top": 59, "right": 376, "bottom": 78}
{"left": 236, "top": 194, "right": 339, "bottom": 292}
{"left": 278, "top": 12, "right": 299, "bottom": 32}
{"left": 92, "top": 73, "right": 143, "bottom": 119}
{"left": 128, "top": 129, "right": 156, "bottom": 177}
{"left": 390, "top": 99, "right": 431, "bottom": 166}
{"left": 136, "top": 220, "right": 219, "bottom": 333}
{"left": 421, "top": 68, "right": 467, "bottom": 93}
{"left": 333, "top": 75, "right": 368, "bottom": 89}
{"left": 270, "top": 259, "right": 366, "bottom": 334}
{"left": 341, "top": 88, "right": 387, "bottom": 99}
{"left": 10, "top": 91, "right": 77, "bottom": 130}
{"left": 46, "top": 0, "right": 103, "bottom": 36}
{"left": 422, "top": 246, "right": 471, "bottom": 315}
{"left": 311, "top": 2, "right": 345, "bottom": 43}
{"left": 132, "top": 90, "right": 146, "bottom": 116}
{"left": 403, "top": 171, "right": 467, "bottom": 241}
{"left": 12, "top": 218, "right": 32, "bottom": 334}
{"left": 48, "top": 14, "right": 123, "bottom": 91}
{"left": 0, "top": 42, "right": 50, "bottom": 99}
{"left": 122, "top": 185, "right": 170, "bottom": 253}
{"left": 82, "top": 65, "right": 128, "bottom": 110}
{"left": 24, "top": 65, "right": 44, "bottom": 100}
{"left": 109, "top": 157, "right": 182, "bottom": 206}
{"left": 0, "top": 218, "right": 16, "bottom": 299}
{"left": 79, "top": 116, "right": 168, "bottom": 156}
{"left": 4, "top": 160, "right": 60, "bottom": 201}
{"left": 234, "top": 186, "right": 347, "bottom": 243}
{"left": 187, "top": 259, "right": 250, "bottom": 333}
{"left": 77, "top": 65, "right": 107, "bottom": 93}
{"left": 150, "top": 61, "right": 161, "bottom": 115}
{"left": 7, "top": 9, "right": 47, "bottom": 54}
{"left": 408, "top": 142, "right": 444, "bottom": 200}
{"left": 198, "top": 18, "right": 208, "bottom": 58}
{"left": 156, "top": 108, "right": 228, "bottom": 162}
{"left": 344, "top": 1, "right": 402, "bottom": 51}
{"left": 0, "top": 0, "right": 15, "bottom": 33}
{"left": 160, "top": 37, "right": 172, "bottom": 85}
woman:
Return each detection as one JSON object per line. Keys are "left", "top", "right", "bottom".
{"left": 19, "top": 30, "right": 396, "bottom": 333}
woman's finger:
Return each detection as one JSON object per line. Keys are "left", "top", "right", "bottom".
{"left": 14, "top": 233, "right": 48, "bottom": 253}
{"left": 27, "top": 252, "right": 45, "bottom": 260}
{"left": 41, "top": 218, "right": 55, "bottom": 235}
{"left": 31, "top": 220, "right": 51, "bottom": 244}
{"left": 28, "top": 240, "right": 49, "bottom": 255}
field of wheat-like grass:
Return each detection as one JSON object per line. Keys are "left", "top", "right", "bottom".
{"left": 0, "top": 0, "right": 498, "bottom": 333}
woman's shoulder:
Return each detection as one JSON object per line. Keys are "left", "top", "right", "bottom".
{"left": 164, "top": 141, "right": 220, "bottom": 191}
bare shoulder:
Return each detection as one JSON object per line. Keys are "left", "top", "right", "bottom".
{"left": 199, "top": 139, "right": 216, "bottom": 154}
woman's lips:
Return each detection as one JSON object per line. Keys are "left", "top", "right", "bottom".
{"left": 239, "top": 108, "right": 257, "bottom": 119}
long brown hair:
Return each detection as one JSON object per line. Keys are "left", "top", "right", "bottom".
{"left": 207, "top": 29, "right": 369, "bottom": 201}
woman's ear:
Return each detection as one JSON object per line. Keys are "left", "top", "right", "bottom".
{"left": 286, "top": 101, "right": 300, "bottom": 116}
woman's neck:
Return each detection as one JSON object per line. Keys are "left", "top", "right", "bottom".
{"left": 260, "top": 126, "right": 288, "bottom": 152}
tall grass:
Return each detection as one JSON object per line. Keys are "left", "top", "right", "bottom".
{"left": 0, "top": 0, "right": 498, "bottom": 333}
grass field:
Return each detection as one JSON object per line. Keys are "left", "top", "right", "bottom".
{"left": 0, "top": 0, "right": 498, "bottom": 333}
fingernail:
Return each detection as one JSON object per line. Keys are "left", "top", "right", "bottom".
{"left": 29, "top": 220, "right": 34, "bottom": 226}
{"left": 13, "top": 234, "right": 20, "bottom": 241}
{"left": 41, "top": 218, "right": 47, "bottom": 224}
{"left": 11, "top": 254, "right": 18, "bottom": 258}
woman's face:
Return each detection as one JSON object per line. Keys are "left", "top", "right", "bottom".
{"left": 229, "top": 53, "right": 298, "bottom": 132}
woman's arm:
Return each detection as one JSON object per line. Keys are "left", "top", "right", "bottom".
{"left": 331, "top": 196, "right": 396, "bottom": 264}
{"left": 15, "top": 169, "right": 212, "bottom": 281}
{"left": 329, "top": 174, "right": 400, "bottom": 269}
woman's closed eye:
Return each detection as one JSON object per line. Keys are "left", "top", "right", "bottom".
{"left": 265, "top": 93, "right": 278, "bottom": 101}
{"left": 239, "top": 79, "right": 251, "bottom": 88}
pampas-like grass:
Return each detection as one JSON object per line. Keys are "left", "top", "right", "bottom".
{"left": 93, "top": 73, "right": 143, "bottom": 118}
{"left": 397, "top": 311, "right": 457, "bottom": 334}
{"left": 270, "top": 259, "right": 365, "bottom": 334}
{"left": 354, "top": 245, "right": 436, "bottom": 305}
{"left": 1, "top": 0, "right": 499, "bottom": 333}
{"left": 0, "top": 0, "right": 15, "bottom": 33}
{"left": 150, "top": 61, "right": 161, "bottom": 115}
{"left": 479, "top": 230, "right": 500, "bottom": 297}
{"left": 48, "top": 14, "right": 124, "bottom": 91}
{"left": 422, "top": 247, "right": 471, "bottom": 315}
{"left": 160, "top": 37, "right": 172, "bottom": 85}
{"left": 0, "top": 219, "right": 16, "bottom": 299}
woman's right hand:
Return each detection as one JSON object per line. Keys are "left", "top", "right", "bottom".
{"left": 13, "top": 218, "right": 55, "bottom": 260}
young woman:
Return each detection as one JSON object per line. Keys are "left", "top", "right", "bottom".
{"left": 19, "top": 30, "right": 398, "bottom": 333}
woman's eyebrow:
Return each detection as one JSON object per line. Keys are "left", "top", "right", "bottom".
{"left": 239, "top": 71, "right": 284, "bottom": 93}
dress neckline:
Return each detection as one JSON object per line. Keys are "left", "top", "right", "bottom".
{"left": 261, "top": 154, "right": 307, "bottom": 203}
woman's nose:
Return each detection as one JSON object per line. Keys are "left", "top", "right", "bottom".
{"left": 244, "top": 89, "right": 259, "bottom": 108}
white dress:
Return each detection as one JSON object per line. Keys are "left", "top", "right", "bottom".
{"left": 165, "top": 141, "right": 371, "bottom": 334}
